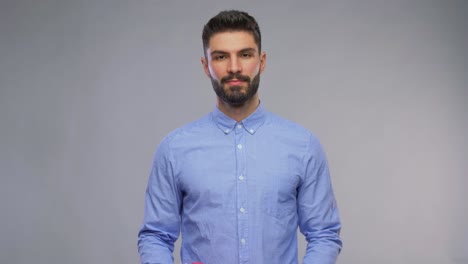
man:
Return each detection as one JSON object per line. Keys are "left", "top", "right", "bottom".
{"left": 138, "top": 10, "right": 342, "bottom": 264}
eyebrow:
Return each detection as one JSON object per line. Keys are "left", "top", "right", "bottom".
{"left": 210, "top": 48, "right": 257, "bottom": 56}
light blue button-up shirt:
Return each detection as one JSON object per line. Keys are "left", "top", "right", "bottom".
{"left": 138, "top": 104, "right": 342, "bottom": 264}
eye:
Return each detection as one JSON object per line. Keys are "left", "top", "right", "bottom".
{"left": 213, "top": 55, "right": 226, "bottom": 61}
{"left": 241, "top": 53, "right": 253, "bottom": 58}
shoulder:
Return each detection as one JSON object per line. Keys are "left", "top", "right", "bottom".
{"left": 157, "top": 113, "right": 213, "bottom": 149}
{"left": 265, "top": 111, "right": 319, "bottom": 140}
{"left": 263, "top": 111, "right": 325, "bottom": 156}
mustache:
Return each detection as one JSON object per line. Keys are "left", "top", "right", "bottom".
{"left": 221, "top": 73, "right": 250, "bottom": 84}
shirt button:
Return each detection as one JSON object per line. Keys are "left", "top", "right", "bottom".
{"left": 237, "top": 124, "right": 242, "bottom": 129}
{"left": 237, "top": 144, "right": 242, "bottom": 149}
{"left": 238, "top": 175, "right": 244, "bottom": 181}
{"left": 249, "top": 129, "right": 254, "bottom": 133}
{"left": 241, "top": 238, "right": 246, "bottom": 244}
{"left": 225, "top": 129, "right": 230, "bottom": 133}
{"left": 239, "top": 207, "right": 245, "bottom": 213}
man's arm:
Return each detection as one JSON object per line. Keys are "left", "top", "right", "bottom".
{"left": 298, "top": 135, "right": 342, "bottom": 264}
{"left": 138, "top": 138, "right": 181, "bottom": 264}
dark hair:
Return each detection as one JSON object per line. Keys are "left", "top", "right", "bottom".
{"left": 202, "top": 10, "right": 261, "bottom": 55}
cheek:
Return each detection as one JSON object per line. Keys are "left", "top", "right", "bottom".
{"left": 246, "top": 63, "right": 261, "bottom": 76}
{"left": 208, "top": 65, "right": 223, "bottom": 80}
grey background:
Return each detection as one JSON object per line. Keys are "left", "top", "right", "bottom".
{"left": 1, "top": 0, "right": 467, "bottom": 263}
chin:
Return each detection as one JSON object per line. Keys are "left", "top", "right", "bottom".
{"left": 226, "top": 85, "right": 247, "bottom": 93}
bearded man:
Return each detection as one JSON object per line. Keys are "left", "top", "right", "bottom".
{"left": 138, "top": 10, "right": 342, "bottom": 264}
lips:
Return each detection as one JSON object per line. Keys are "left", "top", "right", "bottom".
{"left": 226, "top": 79, "right": 245, "bottom": 85}
{"left": 221, "top": 74, "right": 250, "bottom": 85}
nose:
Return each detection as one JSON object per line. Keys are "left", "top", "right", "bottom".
{"left": 227, "top": 57, "right": 241, "bottom": 74}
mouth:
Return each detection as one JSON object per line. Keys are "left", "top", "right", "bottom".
{"left": 225, "top": 79, "right": 245, "bottom": 85}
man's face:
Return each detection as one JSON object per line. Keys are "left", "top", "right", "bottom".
{"left": 202, "top": 31, "right": 266, "bottom": 107}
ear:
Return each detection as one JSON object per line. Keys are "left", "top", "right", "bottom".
{"left": 201, "top": 57, "right": 211, "bottom": 78}
{"left": 259, "top": 51, "right": 266, "bottom": 74}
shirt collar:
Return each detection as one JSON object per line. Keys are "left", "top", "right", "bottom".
{"left": 211, "top": 103, "right": 267, "bottom": 135}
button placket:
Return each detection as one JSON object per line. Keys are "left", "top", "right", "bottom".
{"left": 235, "top": 122, "right": 249, "bottom": 262}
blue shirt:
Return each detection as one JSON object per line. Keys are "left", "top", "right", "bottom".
{"left": 138, "top": 104, "right": 342, "bottom": 264}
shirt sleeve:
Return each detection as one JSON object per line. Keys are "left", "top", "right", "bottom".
{"left": 298, "top": 135, "right": 343, "bottom": 264}
{"left": 138, "top": 137, "right": 182, "bottom": 264}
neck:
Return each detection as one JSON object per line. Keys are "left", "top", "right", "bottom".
{"left": 217, "top": 94, "right": 260, "bottom": 122}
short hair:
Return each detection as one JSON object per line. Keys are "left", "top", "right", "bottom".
{"left": 202, "top": 10, "right": 262, "bottom": 55}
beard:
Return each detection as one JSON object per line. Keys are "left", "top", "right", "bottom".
{"left": 211, "top": 72, "right": 260, "bottom": 107}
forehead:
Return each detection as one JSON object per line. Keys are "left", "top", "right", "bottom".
{"left": 207, "top": 31, "right": 258, "bottom": 53}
